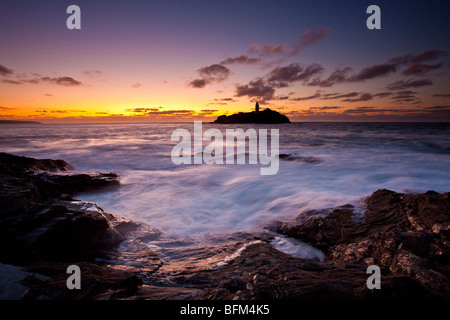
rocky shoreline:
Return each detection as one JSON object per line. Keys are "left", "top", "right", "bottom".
{"left": 0, "top": 152, "right": 449, "bottom": 300}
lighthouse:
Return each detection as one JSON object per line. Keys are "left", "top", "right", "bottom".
{"left": 255, "top": 101, "right": 260, "bottom": 113}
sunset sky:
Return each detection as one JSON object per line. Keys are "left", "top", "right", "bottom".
{"left": 1, "top": 0, "right": 449, "bottom": 122}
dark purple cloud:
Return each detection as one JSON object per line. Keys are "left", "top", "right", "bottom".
{"left": 320, "top": 92, "right": 359, "bottom": 100}
{"left": 306, "top": 49, "right": 446, "bottom": 87}
{"left": 248, "top": 43, "right": 287, "bottom": 56}
{"left": 221, "top": 55, "right": 262, "bottom": 65}
{"left": 0, "top": 64, "right": 13, "bottom": 75}
{"left": 2, "top": 75, "right": 82, "bottom": 86}
{"left": 198, "top": 64, "right": 230, "bottom": 81}
{"left": 401, "top": 63, "right": 442, "bottom": 76}
{"left": 386, "top": 79, "right": 433, "bottom": 90}
{"left": 291, "top": 92, "right": 321, "bottom": 101}
{"left": 235, "top": 78, "right": 275, "bottom": 102}
{"left": 411, "top": 49, "right": 446, "bottom": 63}
{"left": 189, "top": 78, "right": 207, "bottom": 88}
{"left": 342, "top": 93, "right": 373, "bottom": 102}
{"left": 307, "top": 67, "right": 352, "bottom": 87}
{"left": 391, "top": 90, "right": 421, "bottom": 104}
{"left": 296, "top": 26, "right": 331, "bottom": 49}
{"left": 189, "top": 64, "right": 231, "bottom": 88}
{"left": 267, "top": 63, "right": 323, "bottom": 87}
{"left": 349, "top": 64, "right": 397, "bottom": 82}
{"left": 1, "top": 79, "right": 21, "bottom": 85}
{"left": 40, "top": 76, "right": 82, "bottom": 86}
{"left": 433, "top": 93, "right": 450, "bottom": 98}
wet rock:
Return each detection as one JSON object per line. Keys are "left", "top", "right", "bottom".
{"left": 272, "top": 189, "right": 450, "bottom": 299}
{"left": 22, "top": 262, "right": 142, "bottom": 300}
{"left": 0, "top": 153, "right": 161, "bottom": 299}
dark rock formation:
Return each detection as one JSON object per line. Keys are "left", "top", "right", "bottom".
{"left": 214, "top": 108, "right": 290, "bottom": 124}
{"left": 270, "top": 189, "right": 450, "bottom": 299}
{"left": 0, "top": 153, "right": 160, "bottom": 299}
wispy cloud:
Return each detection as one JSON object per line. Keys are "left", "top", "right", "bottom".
{"left": 1, "top": 75, "right": 83, "bottom": 86}
{"left": 320, "top": 92, "right": 359, "bottom": 100}
{"left": 386, "top": 79, "right": 433, "bottom": 90}
{"left": 291, "top": 92, "right": 321, "bottom": 101}
{"left": 267, "top": 63, "right": 323, "bottom": 87}
{"left": 81, "top": 70, "right": 104, "bottom": 77}
{"left": 296, "top": 26, "right": 331, "bottom": 50}
{"left": 221, "top": 54, "right": 262, "bottom": 65}
{"left": 0, "top": 64, "right": 14, "bottom": 75}
{"left": 235, "top": 78, "right": 275, "bottom": 102}
{"left": 188, "top": 64, "right": 231, "bottom": 88}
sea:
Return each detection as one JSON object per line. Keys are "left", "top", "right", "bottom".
{"left": 1, "top": 122, "right": 449, "bottom": 238}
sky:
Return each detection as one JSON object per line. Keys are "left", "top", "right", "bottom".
{"left": 0, "top": 0, "right": 449, "bottom": 122}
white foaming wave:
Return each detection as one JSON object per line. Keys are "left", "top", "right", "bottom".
{"left": 1, "top": 122, "right": 449, "bottom": 238}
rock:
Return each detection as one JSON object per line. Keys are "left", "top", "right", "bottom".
{"left": 21, "top": 262, "right": 142, "bottom": 300}
{"left": 0, "top": 153, "right": 162, "bottom": 299}
{"left": 213, "top": 108, "right": 290, "bottom": 124}
{"left": 272, "top": 189, "right": 450, "bottom": 299}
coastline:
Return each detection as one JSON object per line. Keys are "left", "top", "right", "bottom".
{"left": 0, "top": 152, "right": 449, "bottom": 300}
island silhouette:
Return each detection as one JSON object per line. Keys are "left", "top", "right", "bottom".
{"left": 214, "top": 102, "right": 290, "bottom": 124}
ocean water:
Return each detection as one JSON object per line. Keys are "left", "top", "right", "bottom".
{"left": 1, "top": 122, "right": 449, "bottom": 238}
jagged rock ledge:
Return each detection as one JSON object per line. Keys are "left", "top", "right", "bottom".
{"left": 0, "top": 152, "right": 449, "bottom": 300}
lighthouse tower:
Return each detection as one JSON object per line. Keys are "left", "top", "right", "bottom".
{"left": 255, "top": 101, "right": 260, "bottom": 113}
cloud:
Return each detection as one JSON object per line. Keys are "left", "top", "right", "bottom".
{"left": 296, "top": 26, "right": 331, "bottom": 50}
{"left": 1, "top": 79, "right": 22, "bottom": 85}
{"left": 312, "top": 106, "right": 340, "bottom": 110}
{"left": 198, "top": 64, "right": 231, "bottom": 81}
{"left": 343, "top": 106, "right": 388, "bottom": 115}
{"left": 0, "top": 64, "right": 14, "bottom": 75}
{"left": 386, "top": 79, "right": 433, "bottom": 90}
{"left": 433, "top": 93, "right": 450, "bottom": 98}
{"left": 306, "top": 49, "right": 445, "bottom": 87}
{"left": 423, "top": 106, "right": 450, "bottom": 110}
{"left": 189, "top": 78, "right": 207, "bottom": 88}
{"left": 235, "top": 78, "right": 275, "bottom": 102}
{"left": 221, "top": 55, "right": 262, "bottom": 65}
{"left": 82, "top": 70, "right": 104, "bottom": 77}
{"left": 132, "top": 83, "right": 142, "bottom": 88}
{"left": 401, "top": 63, "right": 442, "bottom": 76}
{"left": 291, "top": 92, "right": 321, "bottom": 101}
{"left": 307, "top": 67, "right": 352, "bottom": 87}
{"left": 40, "top": 76, "right": 82, "bottom": 86}
{"left": 267, "top": 63, "right": 323, "bottom": 87}
{"left": 320, "top": 92, "right": 359, "bottom": 100}
{"left": 349, "top": 63, "right": 397, "bottom": 82}
{"left": 411, "top": 49, "right": 446, "bottom": 63}
{"left": 44, "top": 93, "right": 53, "bottom": 96}
{"left": 5, "top": 76, "right": 83, "bottom": 86}
{"left": 248, "top": 43, "right": 287, "bottom": 56}
{"left": 391, "top": 90, "right": 421, "bottom": 103}
{"left": 373, "top": 91, "right": 393, "bottom": 98}
{"left": 246, "top": 27, "right": 330, "bottom": 58}
{"left": 342, "top": 93, "right": 373, "bottom": 102}
{"left": 189, "top": 64, "right": 231, "bottom": 88}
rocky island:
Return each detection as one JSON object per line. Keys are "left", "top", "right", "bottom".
{"left": 0, "top": 152, "right": 449, "bottom": 300}
{"left": 214, "top": 102, "right": 290, "bottom": 124}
